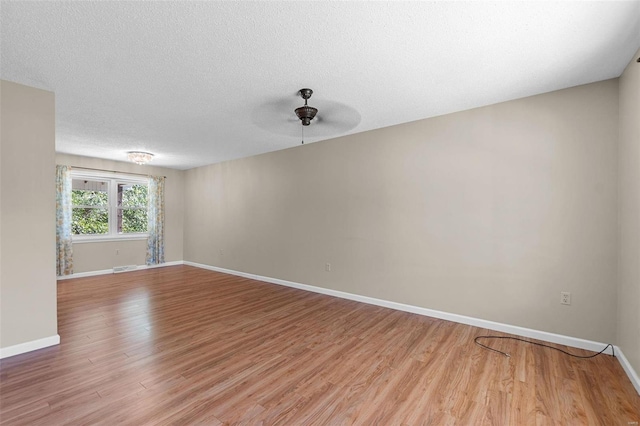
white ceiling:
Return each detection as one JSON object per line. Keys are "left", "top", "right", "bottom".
{"left": 2, "top": 1, "right": 639, "bottom": 170}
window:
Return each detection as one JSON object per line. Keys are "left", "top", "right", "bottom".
{"left": 71, "top": 170, "right": 149, "bottom": 241}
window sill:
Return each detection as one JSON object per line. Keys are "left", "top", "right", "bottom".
{"left": 72, "top": 235, "right": 148, "bottom": 244}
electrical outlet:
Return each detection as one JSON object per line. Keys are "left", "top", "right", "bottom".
{"left": 325, "top": 263, "right": 331, "bottom": 272}
{"left": 219, "top": 249, "right": 224, "bottom": 256}
{"left": 560, "top": 292, "right": 571, "bottom": 305}
{"left": 116, "top": 249, "right": 119, "bottom": 255}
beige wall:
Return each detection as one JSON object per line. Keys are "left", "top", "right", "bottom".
{"left": 184, "top": 79, "right": 619, "bottom": 343}
{"left": 55, "top": 154, "right": 184, "bottom": 273}
{"left": 618, "top": 49, "right": 640, "bottom": 375}
{"left": 1, "top": 80, "right": 58, "bottom": 348}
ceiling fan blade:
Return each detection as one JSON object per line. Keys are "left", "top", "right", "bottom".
{"left": 313, "top": 101, "right": 361, "bottom": 133}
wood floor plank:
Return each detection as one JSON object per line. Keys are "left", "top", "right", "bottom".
{"left": 1, "top": 265, "right": 639, "bottom": 425}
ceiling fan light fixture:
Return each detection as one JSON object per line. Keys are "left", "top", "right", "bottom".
{"left": 127, "top": 151, "right": 154, "bottom": 165}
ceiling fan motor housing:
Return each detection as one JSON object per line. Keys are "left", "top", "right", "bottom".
{"left": 295, "top": 105, "right": 318, "bottom": 125}
{"left": 295, "top": 88, "right": 318, "bottom": 126}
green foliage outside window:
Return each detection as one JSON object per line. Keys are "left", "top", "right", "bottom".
{"left": 72, "top": 189, "right": 108, "bottom": 235}
{"left": 121, "top": 209, "right": 148, "bottom": 233}
{"left": 119, "top": 184, "right": 148, "bottom": 233}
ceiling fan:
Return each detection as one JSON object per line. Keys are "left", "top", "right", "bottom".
{"left": 251, "top": 88, "right": 361, "bottom": 144}
{"left": 294, "top": 88, "right": 318, "bottom": 144}
{"left": 294, "top": 88, "right": 318, "bottom": 128}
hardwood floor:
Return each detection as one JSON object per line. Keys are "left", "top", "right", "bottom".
{"left": 1, "top": 265, "right": 638, "bottom": 425}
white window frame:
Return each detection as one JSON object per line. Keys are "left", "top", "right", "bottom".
{"left": 70, "top": 170, "right": 150, "bottom": 243}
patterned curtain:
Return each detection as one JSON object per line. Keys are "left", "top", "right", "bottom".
{"left": 56, "top": 165, "right": 74, "bottom": 276}
{"left": 146, "top": 176, "right": 165, "bottom": 265}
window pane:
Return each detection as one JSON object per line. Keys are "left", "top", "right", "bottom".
{"left": 71, "top": 179, "right": 109, "bottom": 235}
{"left": 72, "top": 179, "right": 108, "bottom": 206}
{"left": 120, "top": 209, "right": 148, "bottom": 233}
{"left": 118, "top": 183, "right": 148, "bottom": 208}
{"left": 72, "top": 208, "right": 109, "bottom": 235}
{"left": 117, "top": 183, "right": 148, "bottom": 233}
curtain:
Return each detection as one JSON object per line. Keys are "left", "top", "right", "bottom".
{"left": 56, "top": 165, "right": 74, "bottom": 276}
{"left": 146, "top": 176, "right": 165, "bottom": 265}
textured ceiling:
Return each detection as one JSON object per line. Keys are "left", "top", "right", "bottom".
{"left": 2, "top": 1, "right": 639, "bottom": 170}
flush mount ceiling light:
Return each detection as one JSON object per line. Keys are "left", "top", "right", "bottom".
{"left": 127, "top": 151, "right": 154, "bottom": 165}
{"left": 294, "top": 88, "right": 318, "bottom": 126}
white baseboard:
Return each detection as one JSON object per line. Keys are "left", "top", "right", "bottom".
{"left": 0, "top": 334, "right": 60, "bottom": 360}
{"left": 144, "top": 260, "right": 184, "bottom": 269}
{"left": 615, "top": 347, "right": 640, "bottom": 395}
{"left": 57, "top": 260, "right": 184, "bottom": 280}
{"left": 57, "top": 268, "right": 114, "bottom": 279}
{"left": 184, "top": 261, "right": 613, "bottom": 354}
{"left": 184, "top": 261, "right": 640, "bottom": 395}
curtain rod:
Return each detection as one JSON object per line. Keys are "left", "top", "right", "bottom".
{"left": 70, "top": 166, "right": 166, "bottom": 179}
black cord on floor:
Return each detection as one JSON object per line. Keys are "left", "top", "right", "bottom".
{"left": 474, "top": 335, "right": 614, "bottom": 359}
